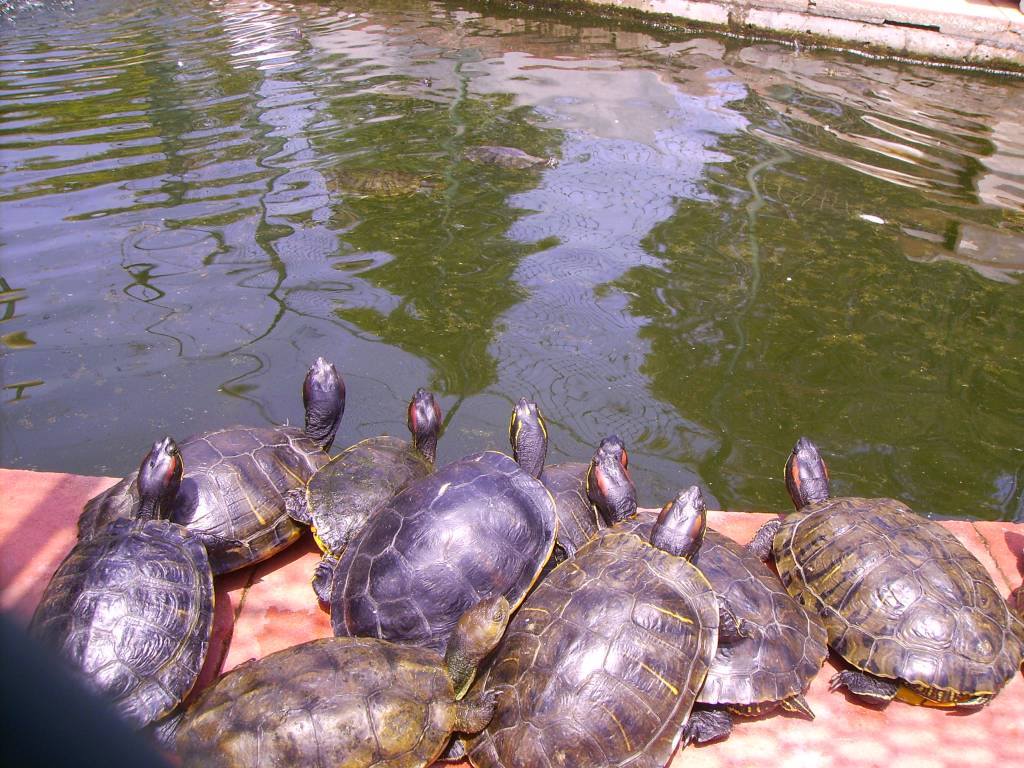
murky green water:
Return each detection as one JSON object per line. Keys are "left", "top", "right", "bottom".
{"left": 1, "top": 0, "right": 1022, "bottom": 521}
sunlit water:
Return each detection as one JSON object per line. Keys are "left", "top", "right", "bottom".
{"left": 1, "top": 0, "right": 1022, "bottom": 521}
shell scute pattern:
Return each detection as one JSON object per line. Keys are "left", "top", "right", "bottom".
{"left": 333, "top": 451, "right": 556, "bottom": 653}
{"left": 466, "top": 532, "right": 718, "bottom": 768}
{"left": 540, "top": 462, "right": 599, "bottom": 557}
{"left": 175, "top": 638, "right": 455, "bottom": 768}
{"left": 306, "top": 436, "right": 431, "bottom": 553}
{"left": 776, "top": 497, "right": 1022, "bottom": 696}
{"left": 80, "top": 426, "right": 326, "bottom": 574}
{"left": 617, "top": 520, "right": 827, "bottom": 709}
{"left": 30, "top": 518, "right": 213, "bottom": 728}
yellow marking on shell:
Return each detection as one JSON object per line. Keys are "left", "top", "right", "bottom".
{"left": 638, "top": 662, "right": 679, "bottom": 696}
{"left": 895, "top": 686, "right": 991, "bottom": 708}
{"left": 649, "top": 604, "right": 693, "bottom": 625}
{"left": 820, "top": 562, "right": 844, "bottom": 584}
{"left": 521, "top": 606, "right": 550, "bottom": 614}
{"left": 602, "top": 705, "right": 632, "bottom": 751}
{"left": 272, "top": 454, "right": 306, "bottom": 486}
{"left": 235, "top": 473, "right": 267, "bottom": 526}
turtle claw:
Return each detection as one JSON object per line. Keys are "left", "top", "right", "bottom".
{"left": 829, "top": 670, "right": 898, "bottom": 703}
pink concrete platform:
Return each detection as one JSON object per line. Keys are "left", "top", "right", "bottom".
{"left": 2, "top": 467, "right": 1022, "bottom": 767}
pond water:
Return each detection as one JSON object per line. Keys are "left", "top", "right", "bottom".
{"left": 1, "top": 0, "right": 1022, "bottom": 521}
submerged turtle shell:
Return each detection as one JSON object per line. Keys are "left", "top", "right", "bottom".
{"left": 465, "top": 531, "right": 718, "bottom": 768}
{"left": 302, "top": 435, "right": 432, "bottom": 556}
{"left": 464, "top": 146, "right": 556, "bottom": 169}
{"left": 30, "top": 517, "right": 214, "bottom": 728}
{"left": 539, "top": 461, "right": 603, "bottom": 559}
{"left": 175, "top": 636, "right": 460, "bottom": 768}
{"left": 774, "top": 497, "right": 1024, "bottom": 700}
{"left": 331, "top": 451, "right": 556, "bottom": 653}
{"left": 78, "top": 426, "right": 328, "bottom": 574}
{"left": 620, "top": 516, "right": 827, "bottom": 708}
{"left": 328, "top": 168, "right": 435, "bottom": 198}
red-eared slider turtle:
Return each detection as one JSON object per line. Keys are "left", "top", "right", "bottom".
{"left": 464, "top": 146, "right": 558, "bottom": 169}
{"left": 173, "top": 596, "right": 510, "bottom": 768}
{"left": 330, "top": 398, "right": 557, "bottom": 653}
{"left": 327, "top": 168, "right": 438, "bottom": 198}
{"left": 749, "top": 437, "right": 1024, "bottom": 707}
{"left": 616, "top": 510, "right": 827, "bottom": 742}
{"left": 286, "top": 388, "right": 443, "bottom": 602}
{"left": 78, "top": 357, "right": 345, "bottom": 574}
{"left": 463, "top": 485, "right": 725, "bottom": 768}
{"left": 30, "top": 437, "right": 214, "bottom": 730}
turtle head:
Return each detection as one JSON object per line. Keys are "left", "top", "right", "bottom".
{"left": 650, "top": 485, "right": 707, "bottom": 561}
{"left": 508, "top": 398, "right": 547, "bottom": 479}
{"left": 407, "top": 388, "right": 442, "bottom": 464}
{"left": 586, "top": 435, "right": 637, "bottom": 525}
{"left": 136, "top": 437, "right": 183, "bottom": 521}
{"left": 303, "top": 357, "right": 345, "bottom": 452}
{"left": 785, "top": 437, "right": 830, "bottom": 509}
{"left": 444, "top": 596, "right": 511, "bottom": 698}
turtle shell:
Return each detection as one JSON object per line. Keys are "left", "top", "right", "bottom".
{"left": 78, "top": 425, "right": 328, "bottom": 574}
{"left": 619, "top": 516, "right": 827, "bottom": 708}
{"left": 174, "top": 636, "right": 459, "bottom": 768}
{"left": 29, "top": 517, "right": 214, "bottom": 728}
{"left": 303, "top": 435, "right": 432, "bottom": 556}
{"left": 539, "top": 462, "right": 603, "bottom": 559}
{"left": 330, "top": 450, "right": 557, "bottom": 653}
{"left": 464, "top": 531, "right": 718, "bottom": 768}
{"left": 774, "top": 497, "right": 1024, "bottom": 701}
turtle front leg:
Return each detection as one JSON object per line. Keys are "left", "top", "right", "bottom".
{"left": 682, "top": 706, "right": 733, "bottom": 746}
{"left": 311, "top": 553, "right": 339, "bottom": 602}
{"left": 830, "top": 670, "right": 898, "bottom": 704}
{"left": 453, "top": 689, "right": 500, "bottom": 734}
{"left": 746, "top": 519, "right": 781, "bottom": 562}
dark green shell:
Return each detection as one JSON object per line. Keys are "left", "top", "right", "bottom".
{"left": 539, "top": 462, "right": 603, "bottom": 559}
{"left": 331, "top": 451, "right": 556, "bottom": 653}
{"left": 30, "top": 518, "right": 214, "bottom": 728}
{"left": 774, "top": 497, "right": 1024, "bottom": 699}
{"left": 78, "top": 426, "right": 328, "bottom": 574}
{"left": 174, "top": 637, "right": 457, "bottom": 768}
{"left": 619, "top": 517, "right": 827, "bottom": 707}
{"left": 303, "top": 435, "right": 431, "bottom": 556}
{"left": 327, "top": 168, "right": 434, "bottom": 198}
{"left": 465, "top": 531, "right": 718, "bottom": 768}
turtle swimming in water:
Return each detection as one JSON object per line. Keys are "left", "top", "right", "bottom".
{"left": 463, "top": 485, "right": 727, "bottom": 768}
{"left": 749, "top": 436, "right": 1024, "bottom": 708}
{"left": 77, "top": 357, "right": 345, "bottom": 574}
{"left": 464, "top": 145, "right": 558, "bottom": 169}
{"left": 286, "top": 387, "right": 443, "bottom": 601}
{"left": 327, "top": 168, "right": 439, "bottom": 198}
{"left": 172, "top": 596, "right": 510, "bottom": 768}
{"left": 30, "top": 437, "right": 215, "bottom": 730}
{"left": 329, "top": 397, "right": 557, "bottom": 653}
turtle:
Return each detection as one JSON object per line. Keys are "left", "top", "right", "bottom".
{"left": 748, "top": 436, "right": 1024, "bottom": 708}
{"left": 614, "top": 513, "right": 827, "bottom": 743}
{"left": 329, "top": 397, "right": 557, "bottom": 653}
{"left": 286, "top": 387, "right": 444, "bottom": 602}
{"left": 77, "top": 357, "right": 345, "bottom": 574}
{"left": 172, "top": 596, "right": 511, "bottom": 768}
{"left": 464, "top": 145, "right": 558, "bottom": 169}
{"left": 462, "top": 485, "right": 728, "bottom": 768}
{"left": 29, "top": 437, "right": 215, "bottom": 730}
{"left": 327, "top": 168, "right": 438, "bottom": 198}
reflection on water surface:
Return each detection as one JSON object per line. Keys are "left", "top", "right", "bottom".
{"left": 1, "top": 0, "right": 1022, "bottom": 521}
